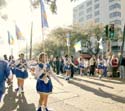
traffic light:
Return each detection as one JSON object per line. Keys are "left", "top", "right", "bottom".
{"left": 109, "top": 24, "right": 114, "bottom": 39}
{"left": 104, "top": 25, "right": 109, "bottom": 37}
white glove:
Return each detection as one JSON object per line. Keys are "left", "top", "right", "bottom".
{"left": 21, "top": 68, "right": 25, "bottom": 72}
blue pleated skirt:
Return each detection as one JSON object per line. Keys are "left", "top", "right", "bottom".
{"left": 15, "top": 69, "right": 28, "bottom": 79}
{"left": 36, "top": 74, "right": 53, "bottom": 94}
{"left": 79, "top": 65, "right": 84, "bottom": 68}
{"left": 98, "top": 64, "right": 104, "bottom": 69}
{"left": 64, "top": 65, "right": 71, "bottom": 71}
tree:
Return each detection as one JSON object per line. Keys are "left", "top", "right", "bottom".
{"left": 30, "top": 0, "right": 76, "bottom": 13}
{"left": 31, "top": 25, "right": 102, "bottom": 56}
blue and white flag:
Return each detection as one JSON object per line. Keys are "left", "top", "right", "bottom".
{"left": 40, "top": 0, "right": 48, "bottom": 28}
{"left": 74, "top": 41, "right": 82, "bottom": 52}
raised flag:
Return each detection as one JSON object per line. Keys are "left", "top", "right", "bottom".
{"left": 98, "top": 38, "right": 103, "bottom": 49}
{"left": 74, "top": 41, "right": 82, "bottom": 52}
{"left": 40, "top": 0, "right": 48, "bottom": 28}
{"left": 15, "top": 25, "right": 25, "bottom": 40}
{"left": 8, "top": 31, "right": 14, "bottom": 45}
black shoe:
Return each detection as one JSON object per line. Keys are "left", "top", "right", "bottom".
{"left": 66, "top": 77, "right": 70, "bottom": 80}
{"left": 15, "top": 88, "right": 19, "bottom": 92}
{"left": 45, "top": 108, "right": 49, "bottom": 111}
{"left": 37, "top": 107, "right": 41, "bottom": 111}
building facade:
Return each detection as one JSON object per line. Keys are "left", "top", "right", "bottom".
{"left": 73, "top": 0, "right": 125, "bottom": 28}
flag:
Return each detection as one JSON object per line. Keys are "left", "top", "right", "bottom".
{"left": 40, "top": 0, "right": 48, "bottom": 28}
{"left": 8, "top": 31, "right": 14, "bottom": 45}
{"left": 98, "top": 38, "right": 103, "bottom": 49}
{"left": 15, "top": 25, "right": 25, "bottom": 40}
{"left": 74, "top": 41, "right": 82, "bottom": 52}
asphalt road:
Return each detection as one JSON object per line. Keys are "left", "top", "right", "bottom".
{"left": 0, "top": 74, "right": 125, "bottom": 111}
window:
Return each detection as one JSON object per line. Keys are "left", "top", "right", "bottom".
{"left": 112, "top": 46, "right": 120, "bottom": 52}
{"left": 87, "top": 1, "right": 92, "bottom": 7}
{"left": 87, "top": 7, "right": 92, "bottom": 13}
{"left": 110, "top": 20, "right": 121, "bottom": 25}
{"left": 95, "top": 18, "right": 99, "bottom": 22}
{"left": 94, "top": 4, "right": 99, "bottom": 9}
{"left": 109, "top": 0, "right": 114, "bottom": 2}
{"left": 94, "top": 0, "right": 99, "bottom": 2}
{"left": 79, "top": 11, "right": 84, "bottom": 16}
{"left": 95, "top": 10, "right": 100, "bottom": 16}
{"left": 87, "top": 14, "right": 92, "bottom": 19}
{"left": 109, "top": 3, "right": 121, "bottom": 10}
{"left": 109, "top": 12, "right": 121, "bottom": 18}
{"left": 79, "top": 4, "right": 84, "bottom": 10}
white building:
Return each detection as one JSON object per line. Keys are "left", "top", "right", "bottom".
{"left": 73, "top": 0, "right": 125, "bottom": 28}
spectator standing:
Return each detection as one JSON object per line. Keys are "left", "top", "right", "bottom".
{"left": 111, "top": 55, "right": 119, "bottom": 77}
{"left": 119, "top": 54, "right": 125, "bottom": 79}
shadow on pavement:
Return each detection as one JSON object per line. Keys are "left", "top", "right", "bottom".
{"left": 73, "top": 77, "right": 114, "bottom": 89}
{"left": 69, "top": 80, "right": 125, "bottom": 103}
{"left": 0, "top": 85, "right": 36, "bottom": 111}
{"left": 90, "top": 77, "right": 125, "bottom": 84}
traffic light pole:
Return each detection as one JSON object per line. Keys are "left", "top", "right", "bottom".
{"left": 107, "top": 36, "right": 112, "bottom": 55}
{"left": 105, "top": 24, "right": 114, "bottom": 56}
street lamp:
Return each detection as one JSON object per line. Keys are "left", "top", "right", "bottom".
{"left": 66, "top": 32, "right": 70, "bottom": 56}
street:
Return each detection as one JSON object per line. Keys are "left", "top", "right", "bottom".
{"left": 0, "top": 74, "right": 125, "bottom": 111}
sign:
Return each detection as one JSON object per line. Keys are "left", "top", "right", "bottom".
{"left": 66, "top": 38, "right": 70, "bottom": 46}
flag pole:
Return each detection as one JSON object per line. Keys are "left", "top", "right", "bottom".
{"left": 66, "top": 33, "right": 70, "bottom": 56}
{"left": 40, "top": 0, "right": 48, "bottom": 56}
{"left": 42, "top": 28, "right": 45, "bottom": 53}
{"left": 29, "top": 21, "right": 33, "bottom": 60}
{"left": 26, "top": 39, "right": 28, "bottom": 60}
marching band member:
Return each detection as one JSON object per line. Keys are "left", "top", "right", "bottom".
{"left": 63, "top": 55, "right": 77, "bottom": 81}
{"left": 14, "top": 53, "right": 28, "bottom": 94}
{"left": 79, "top": 57, "right": 84, "bottom": 76}
{"left": 30, "top": 52, "right": 63, "bottom": 111}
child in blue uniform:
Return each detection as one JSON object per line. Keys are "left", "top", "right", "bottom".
{"left": 14, "top": 53, "right": 28, "bottom": 94}
{"left": 31, "top": 52, "right": 63, "bottom": 111}
{"left": 63, "top": 55, "right": 77, "bottom": 80}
